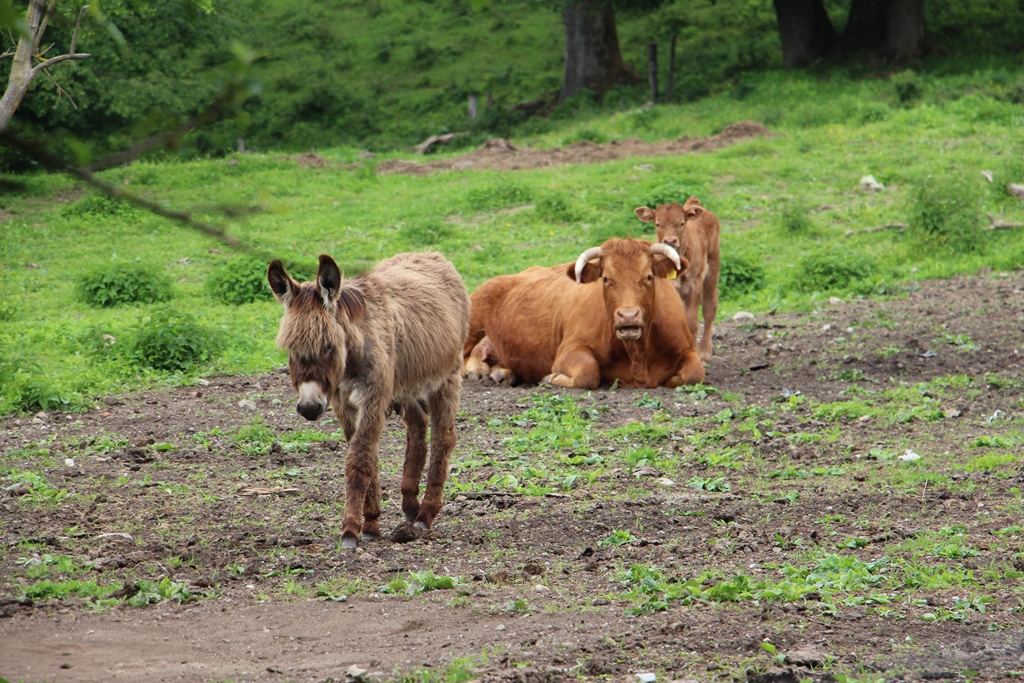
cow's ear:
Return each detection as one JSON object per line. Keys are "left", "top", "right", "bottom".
{"left": 317, "top": 254, "right": 343, "bottom": 308}
{"left": 634, "top": 207, "right": 656, "bottom": 223}
{"left": 566, "top": 260, "right": 602, "bottom": 284}
{"left": 267, "top": 259, "right": 299, "bottom": 306}
{"left": 653, "top": 254, "right": 689, "bottom": 280}
{"left": 684, "top": 205, "right": 704, "bottom": 221}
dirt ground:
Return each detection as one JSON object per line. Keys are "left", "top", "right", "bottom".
{"left": 2, "top": 265, "right": 1023, "bottom": 683}
{"left": 374, "top": 121, "right": 771, "bottom": 175}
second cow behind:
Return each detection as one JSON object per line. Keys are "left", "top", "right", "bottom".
{"left": 464, "top": 238, "right": 705, "bottom": 389}
{"left": 634, "top": 197, "right": 720, "bottom": 362}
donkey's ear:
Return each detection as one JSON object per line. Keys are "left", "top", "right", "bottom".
{"left": 317, "top": 254, "right": 343, "bottom": 308}
{"left": 267, "top": 259, "right": 298, "bottom": 305}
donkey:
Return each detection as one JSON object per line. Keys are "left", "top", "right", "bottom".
{"left": 267, "top": 252, "right": 470, "bottom": 549}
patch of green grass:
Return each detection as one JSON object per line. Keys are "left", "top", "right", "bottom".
{"left": 381, "top": 570, "right": 466, "bottom": 596}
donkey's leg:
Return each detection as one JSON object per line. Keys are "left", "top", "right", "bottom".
{"left": 341, "top": 400, "right": 386, "bottom": 549}
{"left": 360, "top": 456, "right": 382, "bottom": 542}
{"left": 416, "top": 373, "right": 461, "bottom": 530}
{"left": 400, "top": 399, "right": 429, "bottom": 523}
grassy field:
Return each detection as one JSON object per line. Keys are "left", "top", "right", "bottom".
{"left": 1, "top": 65, "right": 1023, "bottom": 415}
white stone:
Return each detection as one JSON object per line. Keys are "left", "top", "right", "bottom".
{"left": 732, "top": 311, "right": 755, "bottom": 321}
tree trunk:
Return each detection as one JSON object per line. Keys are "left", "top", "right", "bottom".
{"left": 1, "top": 0, "right": 90, "bottom": 131}
{"left": 843, "top": 0, "right": 886, "bottom": 51}
{"left": 558, "top": 1, "right": 640, "bottom": 103}
{"left": 647, "top": 43, "right": 658, "bottom": 104}
{"left": 0, "top": 1, "right": 46, "bottom": 131}
{"left": 884, "top": 0, "right": 926, "bottom": 63}
{"left": 665, "top": 34, "right": 676, "bottom": 104}
{"left": 772, "top": 0, "right": 841, "bottom": 69}
{"left": 842, "top": 0, "right": 926, "bottom": 63}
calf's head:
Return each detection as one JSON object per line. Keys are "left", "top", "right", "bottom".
{"left": 569, "top": 238, "right": 687, "bottom": 342}
{"left": 634, "top": 198, "right": 706, "bottom": 253}
{"left": 267, "top": 255, "right": 365, "bottom": 421}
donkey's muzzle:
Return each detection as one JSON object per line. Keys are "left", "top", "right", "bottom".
{"left": 297, "top": 399, "right": 327, "bottom": 421}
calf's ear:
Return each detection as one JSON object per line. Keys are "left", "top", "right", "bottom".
{"left": 267, "top": 259, "right": 299, "bottom": 305}
{"left": 653, "top": 254, "right": 689, "bottom": 279}
{"left": 634, "top": 206, "right": 656, "bottom": 223}
{"left": 317, "top": 254, "right": 343, "bottom": 308}
{"left": 684, "top": 205, "right": 704, "bottom": 221}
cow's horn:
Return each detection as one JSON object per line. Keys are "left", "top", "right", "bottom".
{"left": 574, "top": 246, "right": 603, "bottom": 283}
{"left": 650, "top": 243, "right": 682, "bottom": 270}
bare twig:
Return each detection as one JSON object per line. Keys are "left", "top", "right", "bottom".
{"left": 41, "top": 66, "right": 78, "bottom": 109}
{"left": 82, "top": 86, "right": 243, "bottom": 172}
{"left": 845, "top": 223, "right": 907, "bottom": 237}
{"left": 985, "top": 213, "right": 1024, "bottom": 230}
{"left": 0, "top": 128, "right": 268, "bottom": 257}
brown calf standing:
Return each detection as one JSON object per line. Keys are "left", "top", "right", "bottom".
{"left": 268, "top": 252, "right": 470, "bottom": 549}
{"left": 634, "top": 196, "right": 720, "bottom": 362}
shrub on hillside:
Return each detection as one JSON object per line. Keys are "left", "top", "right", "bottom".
{"left": 466, "top": 183, "right": 531, "bottom": 211}
{"left": 718, "top": 256, "right": 766, "bottom": 298}
{"left": 398, "top": 220, "right": 453, "bottom": 247}
{"left": 892, "top": 70, "right": 924, "bottom": 105}
{"left": 791, "top": 251, "right": 873, "bottom": 294}
{"left": 907, "top": 172, "right": 984, "bottom": 252}
{"left": 126, "top": 307, "right": 222, "bottom": 373}
{"left": 206, "top": 256, "right": 274, "bottom": 306}
{"left": 534, "top": 192, "right": 583, "bottom": 224}
{"left": 776, "top": 200, "right": 817, "bottom": 235}
{"left": 77, "top": 263, "right": 173, "bottom": 308}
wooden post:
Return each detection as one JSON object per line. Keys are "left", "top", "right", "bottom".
{"left": 665, "top": 34, "right": 677, "bottom": 104}
{"left": 647, "top": 43, "right": 659, "bottom": 104}
{"left": 468, "top": 94, "right": 478, "bottom": 120}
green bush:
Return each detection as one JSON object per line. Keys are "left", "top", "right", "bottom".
{"left": 534, "top": 192, "right": 582, "bottom": 223}
{"left": 636, "top": 183, "right": 707, "bottom": 210}
{"left": 859, "top": 102, "right": 892, "bottom": 123}
{"left": 892, "top": 70, "right": 924, "bottom": 105}
{"left": 718, "top": 256, "right": 766, "bottom": 298}
{"left": 76, "top": 263, "right": 173, "bottom": 308}
{"left": 791, "top": 251, "right": 873, "bottom": 294}
{"left": 0, "top": 354, "right": 74, "bottom": 413}
{"left": 206, "top": 256, "right": 274, "bottom": 306}
{"left": 777, "top": 200, "right": 816, "bottom": 235}
{"left": 907, "top": 172, "right": 984, "bottom": 252}
{"left": 126, "top": 307, "right": 221, "bottom": 373}
{"left": 465, "top": 183, "right": 532, "bottom": 211}
{"left": 398, "top": 220, "right": 453, "bottom": 247}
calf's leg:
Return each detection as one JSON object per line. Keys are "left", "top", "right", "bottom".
{"left": 699, "top": 262, "right": 719, "bottom": 362}
{"left": 416, "top": 372, "right": 461, "bottom": 530}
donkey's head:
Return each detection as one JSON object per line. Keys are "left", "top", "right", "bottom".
{"left": 267, "top": 255, "right": 365, "bottom": 421}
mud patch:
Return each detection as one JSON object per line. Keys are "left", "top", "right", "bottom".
{"left": 377, "top": 121, "right": 772, "bottom": 175}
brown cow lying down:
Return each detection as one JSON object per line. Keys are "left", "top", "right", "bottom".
{"left": 634, "top": 196, "right": 720, "bottom": 362}
{"left": 268, "top": 252, "right": 470, "bottom": 549}
{"left": 463, "top": 238, "right": 705, "bottom": 389}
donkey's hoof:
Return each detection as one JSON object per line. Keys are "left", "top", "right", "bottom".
{"left": 340, "top": 537, "right": 358, "bottom": 550}
{"left": 414, "top": 521, "right": 428, "bottom": 531}
{"left": 360, "top": 532, "right": 380, "bottom": 543}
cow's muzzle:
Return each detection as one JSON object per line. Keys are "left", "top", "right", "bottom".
{"left": 615, "top": 309, "right": 643, "bottom": 340}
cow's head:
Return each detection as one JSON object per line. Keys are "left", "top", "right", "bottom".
{"left": 567, "top": 238, "right": 688, "bottom": 342}
{"left": 268, "top": 255, "right": 365, "bottom": 421}
{"left": 634, "top": 198, "right": 705, "bottom": 253}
